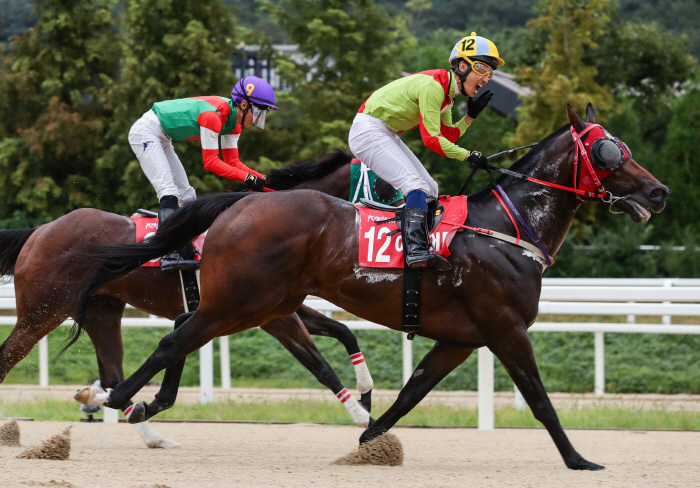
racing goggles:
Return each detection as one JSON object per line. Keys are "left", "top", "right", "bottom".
{"left": 250, "top": 104, "right": 269, "bottom": 129}
{"left": 589, "top": 133, "right": 632, "bottom": 172}
{"left": 465, "top": 58, "right": 494, "bottom": 79}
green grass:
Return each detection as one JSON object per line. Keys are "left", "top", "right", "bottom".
{"left": 2, "top": 398, "right": 699, "bottom": 430}
{"left": 2, "top": 323, "right": 700, "bottom": 394}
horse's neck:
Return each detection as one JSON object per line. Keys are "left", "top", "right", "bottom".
{"left": 290, "top": 164, "right": 351, "bottom": 200}
{"left": 497, "top": 136, "right": 581, "bottom": 256}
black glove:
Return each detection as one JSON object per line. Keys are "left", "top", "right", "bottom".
{"left": 466, "top": 90, "right": 494, "bottom": 120}
{"left": 244, "top": 174, "right": 266, "bottom": 192}
{"left": 467, "top": 151, "right": 489, "bottom": 170}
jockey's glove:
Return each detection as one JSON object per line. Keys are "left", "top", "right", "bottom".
{"left": 244, "top": 174, "right": 266, "bottom": 192}
{"left": 467, "top": 151, "right": 489, "bottom": 170}
{"left": 466, "top": 90, "right": 494, "bottom": 120}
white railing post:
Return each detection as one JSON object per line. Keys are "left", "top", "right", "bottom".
{"left": 220, "top": 336, "right": 231, "bottom": 389}
{"left": 663, "top": 280, "right": 672, "bottom": 325}
{"left": 478, "top": 347, "right": 494, "bottom": 430}
{"left": 594, "top": 331, "right": 605, "bottom": 396}
{"left": 103, "top": 407, "right": 119, "bottom": 424}
{"left": 199, "top": 340, "right": 214, "bottom": 404}
{"left": 402, "top": 333, "right": 413, "bottom": 386}
{"left": 514, "top": 384, "right": 526, "bottom": 410}
{"left": 39, "top": 336, "right": 49, "bottom": 387}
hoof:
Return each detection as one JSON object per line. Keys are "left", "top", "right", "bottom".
{"left": 124, "top": 401, "right": 148, "bottom": 424}
{"left": 567, "top": 458, "right": 606, "bottom": 471}
{"left": 148, "top": 437, "right": 181, "bottom": 450}
{"left": 74, "top": 385, "right": 110, "bottom": 407}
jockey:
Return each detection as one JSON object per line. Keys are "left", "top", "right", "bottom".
{"left": 128, "top": 76, "right": 279, "bottom": 271}
{"left": 348, "top": 33, "right": 503, "bottom": 270}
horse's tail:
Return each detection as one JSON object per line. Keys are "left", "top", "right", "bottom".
{"left": 0, "top": 228, "right": 37, "bottom": 277}
{"left": 66, "top": 192, "right": 252, "bottom": 352}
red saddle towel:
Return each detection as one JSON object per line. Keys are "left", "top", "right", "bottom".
{"left": 130, "top": 215, "right": 206, "bottom": 267}
{"left": 357, "top": 195, "right": 468, "bottom": 268}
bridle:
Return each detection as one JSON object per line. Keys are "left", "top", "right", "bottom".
{"left": 451, "top": 123, "right": 634, "bottom": 266}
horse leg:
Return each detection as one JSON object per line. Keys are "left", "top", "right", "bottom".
{"left": 488, "top": 327, "right": 604, "bottom": 471}
{"left": 359, "top": 342, "right": 473, "bottom": 444}
{"left": 122, "top": 312, "right": 193, "bottom": 423}
{"left": 80, "top": 296, "right": 180, "bottom": 449}
{"left": 261, "top": 313, "right": 371, "bottom": 426}
{"left": 296, "top": 305, "right": 374, "bottom": 412}
{"left": 0, "top": 309, "right": 65, "bottom": 384}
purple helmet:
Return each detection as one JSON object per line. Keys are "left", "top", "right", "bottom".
{"left": 231, "top": 76, "right": 279, "bottom": 110}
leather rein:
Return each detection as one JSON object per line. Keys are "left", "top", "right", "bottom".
{"left": 450, "top": 124, "right": 631, "bottom": 267}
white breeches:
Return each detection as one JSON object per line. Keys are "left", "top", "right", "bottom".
{"left": 128, "top": 110, "right": 196, "bottom": 204}
{"left": 348, "top": 112, "right": 438, "bottom": 197}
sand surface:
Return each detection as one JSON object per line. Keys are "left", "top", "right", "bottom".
{"left": 0, "top": 421, "right": 698, "bottom": 488}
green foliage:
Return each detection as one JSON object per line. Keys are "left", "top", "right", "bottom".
{"left": 3, "top": 323, "right": 700, "bottom": 394}
{"left": 256, "top": 0, "right": 414, "bottom": 160}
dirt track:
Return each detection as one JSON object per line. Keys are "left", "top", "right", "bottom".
{"left": 1, "top": 421, "right": 698, "bottom": 488}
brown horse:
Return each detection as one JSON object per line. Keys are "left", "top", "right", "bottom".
{"left": 72, "top": 105, "right": 668, "bottom": 470}
{"left": 0, "top": 150, "right": 398, "bottom": 447}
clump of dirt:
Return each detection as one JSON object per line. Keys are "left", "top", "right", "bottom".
{"left": 332, "top": 432, "right": 403, "bottom": 466}
{"left": 17, "top": 426, "right": 72, "bottom": 460}
{"left": 0, "top": 418, "right": 21, "bottom": 446}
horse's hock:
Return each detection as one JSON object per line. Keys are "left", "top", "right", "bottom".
{"left": 333, "top": 432, "right": 404, "bottom": 466}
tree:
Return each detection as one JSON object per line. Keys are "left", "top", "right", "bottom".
{"left": 511, "top": 0, "right": 614, "bottom": 146}
{"left": 99, "top": 0, "right": 238, "bottom": 212}
{"left": 257, "top": 0, "right": 414, "bottom": 161}
{"left": 0, "top": 0, "right": 121, "bottom": 227}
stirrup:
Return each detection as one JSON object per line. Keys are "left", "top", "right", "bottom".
{"left": 160, "top": 258, "right": 200, "bottom": 272}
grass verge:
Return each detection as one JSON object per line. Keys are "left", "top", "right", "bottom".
{"left": 2, "top": 399, "right": 699, "bottom": 430}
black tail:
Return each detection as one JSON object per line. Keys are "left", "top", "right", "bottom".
{"left": 67, "top": 192, "right": 251, "bottom": 352}
{"left": 0, "top": 228, "right": 37, "bottom": 277}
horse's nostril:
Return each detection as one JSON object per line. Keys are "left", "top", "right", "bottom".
{"left": 650, "top": 187, "right": 667, "bottom": 200}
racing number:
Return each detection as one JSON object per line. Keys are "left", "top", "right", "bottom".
{"left": 364, "top": 226, "right": 392, "bottom": 263}
{"left": 461, "top": 38, "right": 475, "bottom": 51}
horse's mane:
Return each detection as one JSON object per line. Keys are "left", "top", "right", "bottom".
{"left": 265, "top": 149, "right": 353, "bottom": 190}
{"left": 468, "top": 124, "right": 571, "bottom": 201}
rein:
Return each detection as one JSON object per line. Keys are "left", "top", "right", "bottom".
{"left": 453, "top": 124, "right": 631, "bottom": 266}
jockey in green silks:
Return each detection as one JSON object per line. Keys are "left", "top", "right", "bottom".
{"left": 348, "top": 32, "right": 504, "bottom": 270}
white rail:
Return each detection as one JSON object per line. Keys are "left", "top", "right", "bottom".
{"left": 2, "top": 279, "right": 699, "bottom": 430}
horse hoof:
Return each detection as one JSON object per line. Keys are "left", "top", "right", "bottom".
{"left": 124, "top": 401, "right": 148, "bottom": 424}
{"left": 567, "top": 459, "right": 606, "bottom": 471}
{"left": 149, "top": 437, "right": 181, "bottom": 449}
{"left": 74, "top": 385, "right": 110, "bottom": 407}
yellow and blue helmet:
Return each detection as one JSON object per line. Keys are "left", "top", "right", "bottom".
{"left": 449, "top": 32, "right": 505, "bottom": 69}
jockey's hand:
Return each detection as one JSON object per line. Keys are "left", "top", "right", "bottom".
{"left": 467, "top": 90, "right": 493, "bottom": 120}
{"left": 244, "top": 174, "right": 266, "bottom": 192}
{"left": 467, "top": 151, "right": 489, "bottom": 170}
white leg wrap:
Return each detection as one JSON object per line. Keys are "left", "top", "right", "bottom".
{"left": 350, "top": 353, "right": 373, "bottom": 394}
{"left": 74, "top": 385, "right": 112, "bottom": 406}
{"left": 337, "top": 388, "right": 370, "bottom": 427}
{"left": 131, "top": 420, "right": 181, "bottom": 449}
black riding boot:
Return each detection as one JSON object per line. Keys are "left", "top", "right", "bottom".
{"left": 402, "top": 207, "right": 452, "bottom": 271}
{"left": 158, "top": 196, "right": 200, "bottom": 272}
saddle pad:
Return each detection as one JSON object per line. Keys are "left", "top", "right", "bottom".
{"left": 130, "top": 215, "right": 206, "bottom": 267}
{"left": 357, "top": 195, "right": 468, "bottom": 268}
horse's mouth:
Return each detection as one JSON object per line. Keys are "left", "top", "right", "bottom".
{"left": 615, "top": 198, "right": 652, "bottom": 223}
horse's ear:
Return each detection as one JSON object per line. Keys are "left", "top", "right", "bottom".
{"left": 566, "top": 104, "right": 587, "bottom": 132}
{"left": 585, "top": 103, "right": 596, "bottom": 123}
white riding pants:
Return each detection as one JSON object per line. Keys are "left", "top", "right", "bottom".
{"left": 348, "top": 113, "right": 438, "bottom": 198}
{"left": 128, "top": 110, "right": 197, "bottom": 204}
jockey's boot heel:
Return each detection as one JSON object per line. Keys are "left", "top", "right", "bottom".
{"left": 403, "top": 207, "right": 433, "bottom": 268}
{"left": 158, "top": 196, "right": 200, "bottom": 273}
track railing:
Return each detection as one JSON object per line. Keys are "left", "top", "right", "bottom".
{"left": 2, "top": 278, "right": 700, "bottom": 429}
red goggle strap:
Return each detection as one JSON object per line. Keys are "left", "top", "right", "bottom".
{"left": 570, "top": 125, "right": 604, "bottom": 199}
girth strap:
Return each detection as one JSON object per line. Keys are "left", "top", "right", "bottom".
{"left": 402, "top": 266, "right": 422, "bottom": 340}
{"left": 179, "top": 269, "right": 201, "bottom": 313}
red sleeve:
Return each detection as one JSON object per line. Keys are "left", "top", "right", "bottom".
{"left": 440, "top": 121, "right": 461, "bottom": 143}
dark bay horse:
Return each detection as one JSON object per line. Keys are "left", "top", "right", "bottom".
{"left": 72, "top": 105, "right": 668, "bottom": 470}
{"left": 0, "top": 150, "right": 397, "bottom": 446}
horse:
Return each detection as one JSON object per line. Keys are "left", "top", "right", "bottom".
{"left": 0, "top": 150, "right": 399, "bottom": 447}
{"left": 71, "top": 104, "right": 668, "bottom": 470}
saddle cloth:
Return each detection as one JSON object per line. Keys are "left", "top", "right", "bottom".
{"left": 130, "top": 215, "right": 206, "bottom": 267}
{"left": 357, "top": 195, "right": 468, "bottom": 268}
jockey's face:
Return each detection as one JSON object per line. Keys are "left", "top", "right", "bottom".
{"left": 236, "top": 100, "right": 255, "bottom": 128}
{"left": 458, "top": 60, "right": 491, "bottom": 98}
